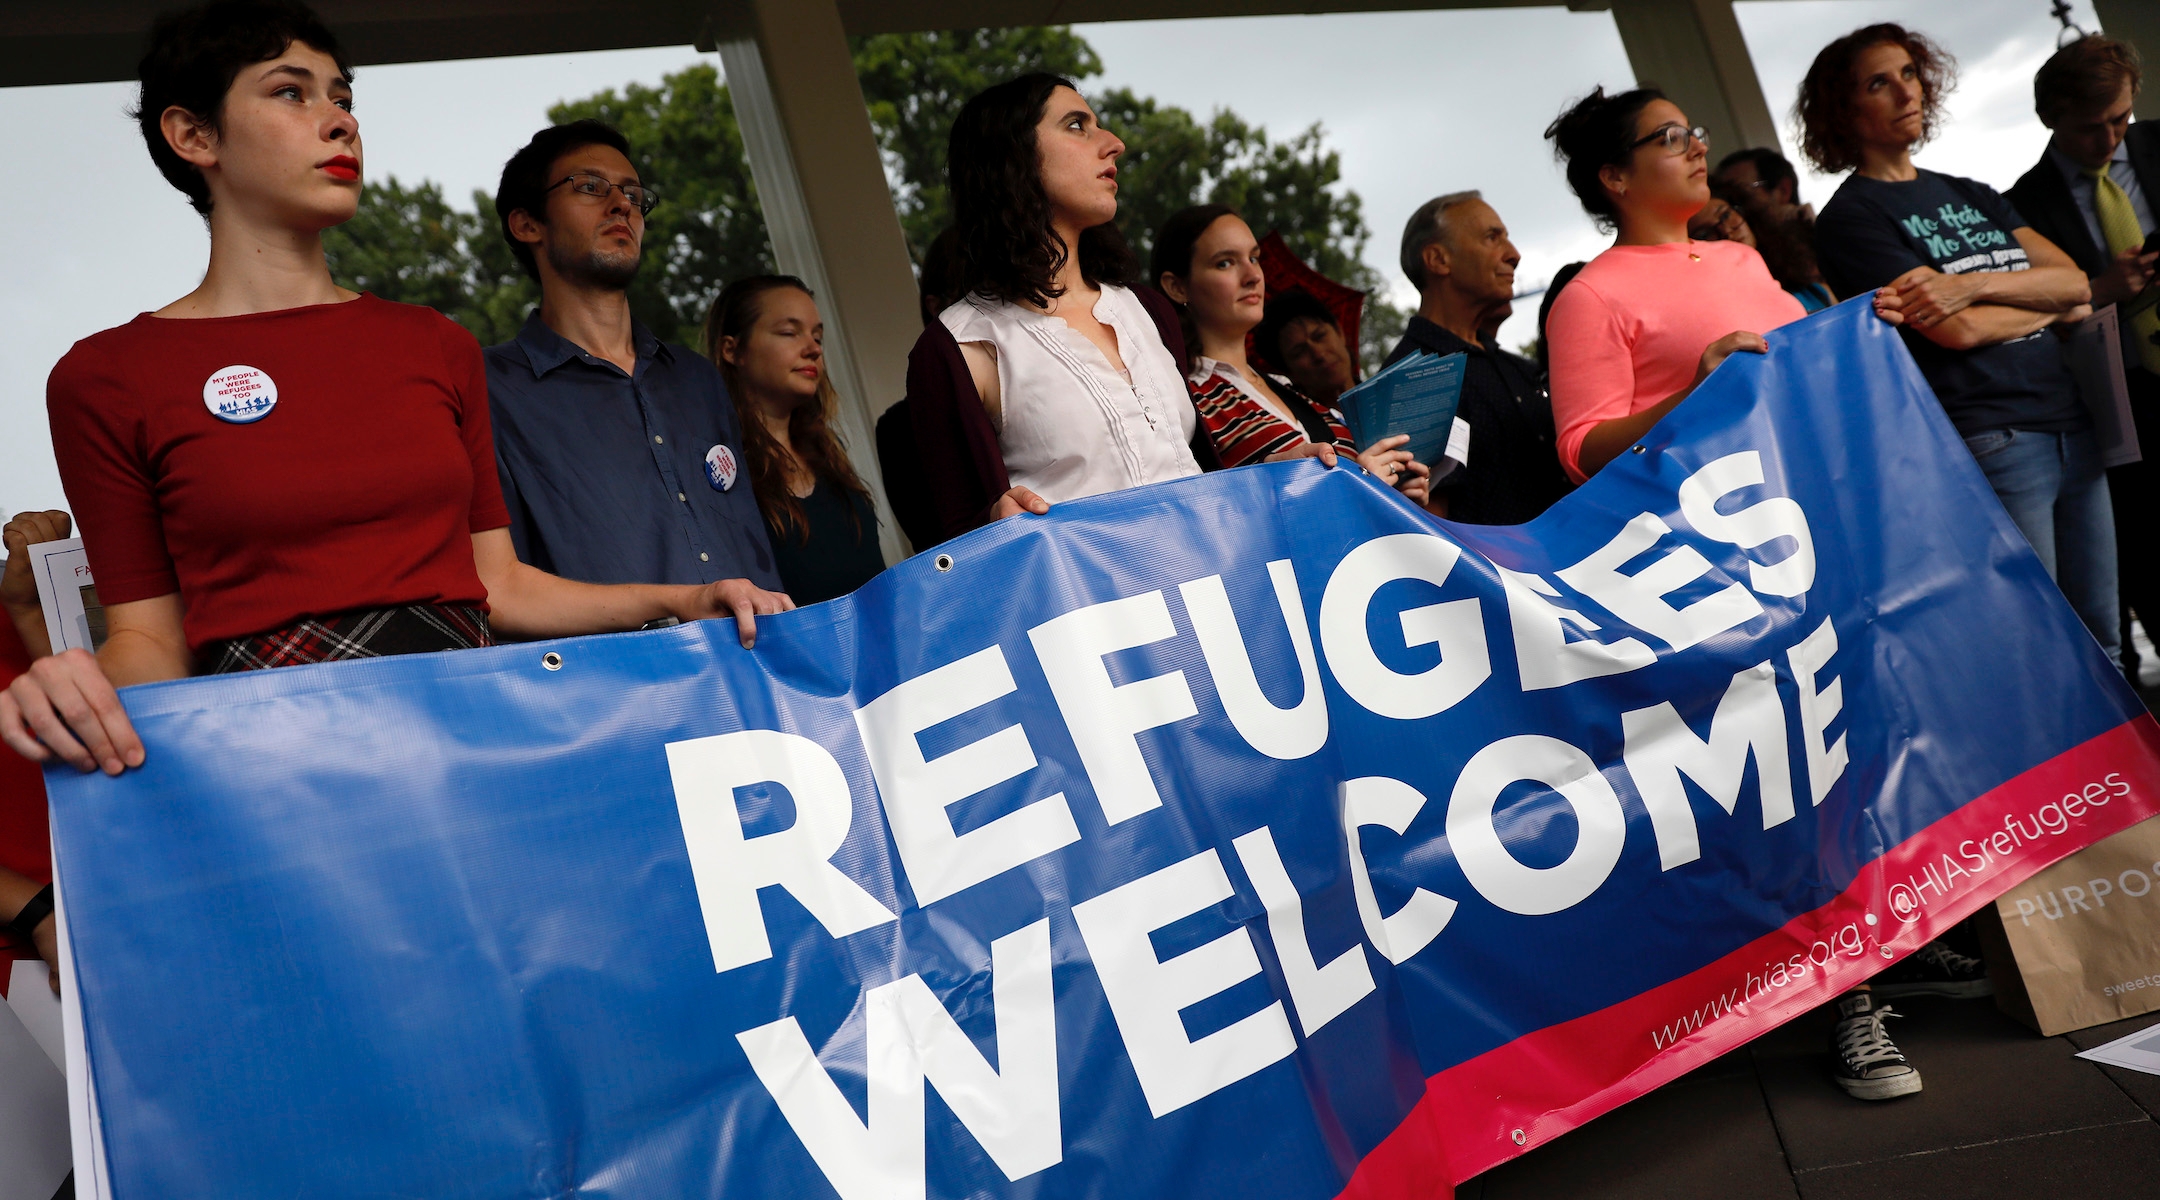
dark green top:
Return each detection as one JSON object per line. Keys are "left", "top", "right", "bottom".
{"left": 769, "top": 479, "right": 885, "bottom": 605}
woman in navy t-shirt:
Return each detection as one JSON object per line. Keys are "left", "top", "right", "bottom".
{"left": 1795, "top": 19, "right": 2107, "bottom": 1109}
{"left": 1804, "top": 23, "right": 2112, "bottom": 664}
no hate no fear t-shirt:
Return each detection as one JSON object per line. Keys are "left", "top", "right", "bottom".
{"left": 46, "top": 295, "right": 511, "bottom": 653}
{"left": 1814, "top": 171, "right": 2083, "bottom": 437}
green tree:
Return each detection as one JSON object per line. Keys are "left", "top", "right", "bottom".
{"left": 460, "top": 192, "right": 543, "bottom": 346}
{"left": 1091, "top": 89, "right": 1405, "bottom": 370}
{"left": 322, "top": 177, "right": 535, "bottom": 346}
{"left": 324, "top": 31, "right": 1401, "bottom": 366}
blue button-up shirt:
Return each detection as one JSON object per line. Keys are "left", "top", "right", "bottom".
{"left": 485, "top": 314, "right": 781, "bottom": 590}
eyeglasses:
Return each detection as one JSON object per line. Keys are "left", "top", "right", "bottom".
{"left": 1628, "top": 123, "right": 1709, "bottom": 156}
{"left": 545, "top": 172, "right": 659, "bottom": 216}
{"left": 1691, "top": 203, "right": 1749, "bottom": 241}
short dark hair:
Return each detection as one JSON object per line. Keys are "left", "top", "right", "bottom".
{"left": 1253, "top": 288, "right": 1337, "bottom": 374}
{"left": 948, "top": 72, "right": 1137, "bottom": 308}
{"left": 1714, "top": 147, "right": 1800, "bottom": 203}
{"left": 2035, "top": 35, "right": 2142, "bottom": 127}
{"left": 132, "top": 0, "right": 350, "bottom": 216}
{"left": 918, "top": 227, "right": 965, "bottom": 328}
{"left": 1534, "top": 260, "right": 1588, "bottom": 369}
{"left": 494, "top": 119, "right": 636, "bottom": 282}
{"left": 1543, "top": 86, "right": 1668, "bottom": 232}
{"left": 1400, "top": 191, "right": 1483, "bottom": 290}
{"left": 1796, "top": 23, "right": 1956, "bottom": 175}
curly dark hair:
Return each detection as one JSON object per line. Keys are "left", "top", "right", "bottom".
{"left": 1795, "top": 23, "right": 1957, "bottom": 175}
{"left": 1543, "top": 86, "right": 1668, "bottom": 233}
{"left": 948, "top": 72, "right": 1137, "bottom": 308}
{"left": 132, "top": 0, "right": 351, "bottom": 216}
{"left": 703, "top": 276, "right": 872, "bottom": 545}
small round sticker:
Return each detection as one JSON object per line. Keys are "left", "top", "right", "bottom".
{"left": 202, "top": 365, "right": 278, "bottom": 424}
{"left": 704, "top": 443, "right": 738, "bottom": 492}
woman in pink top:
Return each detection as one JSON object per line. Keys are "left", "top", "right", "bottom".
{"left": 1542, "top": 87, "right": 1808, "bottom": 482}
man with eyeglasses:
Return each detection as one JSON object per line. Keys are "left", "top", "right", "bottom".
{"left": 1712, "top": 147, "right": 1811, "bottom": 224}
{"left": 483, "top": 121, "right": 790, "bottom": 635}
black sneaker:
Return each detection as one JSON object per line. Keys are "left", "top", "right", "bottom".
{"left": 1831, "top": 991, "right": 1922, "bottom": 1100}
{"left": 1872, "top": 939, "right": 1992, "bottom": 1000}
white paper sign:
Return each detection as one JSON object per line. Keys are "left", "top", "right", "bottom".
{"left": 1444, "top": 416, "right": 1472, "bottom": 468}
{"left": 2075, "top": 1019, "right": 2160, "bottom": 1077}
{"left": 26, "top": 538, "right": 102, "bottom": 655}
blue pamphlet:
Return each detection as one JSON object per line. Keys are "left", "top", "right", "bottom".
{"left": 1337, "top": 351, "right": 1466, "bottom": 467}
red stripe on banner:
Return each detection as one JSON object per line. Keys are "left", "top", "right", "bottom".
{"left": 1339, "top": 712, "right": 2160, "bottom": 1199}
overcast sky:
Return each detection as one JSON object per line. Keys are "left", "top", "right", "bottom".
{"left": 0, "top": 0, "right": 2107, "bottom": 517}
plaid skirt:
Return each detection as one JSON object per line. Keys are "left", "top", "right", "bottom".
{"left": 208, "top": 604, "right": 492, "bottom": 674}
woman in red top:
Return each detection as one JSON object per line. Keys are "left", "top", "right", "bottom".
{"left": 1, "top": 0, "right": 790, "bottom": 778}
{"left": 1150, "top": 204, "right": 1428, "bottom": 500}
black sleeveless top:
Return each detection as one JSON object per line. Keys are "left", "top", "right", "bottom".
{"left": 769, "top": 480, "right": 886, "bottom": 605}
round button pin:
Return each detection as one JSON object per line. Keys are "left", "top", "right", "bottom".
{"left": 202, "top": 365, "right": 278, "bottom": 424}
{"left": 704, "top": 443, "right": 739, "bottom": 492}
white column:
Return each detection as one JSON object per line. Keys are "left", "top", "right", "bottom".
{"left": 708, "top": 0, "right": 922, "bottom": 562}
{"left": 2095, "top": 0, "right": 2160, "bottom": 120}
{"left": 1608, "top": 0, "right": 1781, "bottom": 160}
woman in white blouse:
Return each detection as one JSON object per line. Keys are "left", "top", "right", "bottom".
{"left": 903, "top": 73, "right": 1213, "bottom": 540}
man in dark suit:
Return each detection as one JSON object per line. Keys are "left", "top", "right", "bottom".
{"left": 2008, "top": 35, "right": 2158, "bottom": 686}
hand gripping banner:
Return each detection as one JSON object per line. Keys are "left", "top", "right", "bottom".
{"left": 46, "top": 300, "right": 2160, "bottom": 1199}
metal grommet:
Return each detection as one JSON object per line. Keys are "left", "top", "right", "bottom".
{"left": 1630, "top": 444, "right": 1648, "bottom": 455}
{"left": 541, "top": 651, "right": 563, "bottom": 672}
{"left": 934, "top": 553, "right": 954, "bottom": 572}
{"left": 1511, "top": 1129, "right": 1527, "bottom": 1146}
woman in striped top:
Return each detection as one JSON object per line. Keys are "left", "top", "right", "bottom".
{"left": 1152, "top": 205, "right": 1430, "bottom": 501}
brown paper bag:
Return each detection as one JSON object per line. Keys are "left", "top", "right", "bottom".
{"left": 1978, "top": 815, "right": 2160, "bottom": 1036}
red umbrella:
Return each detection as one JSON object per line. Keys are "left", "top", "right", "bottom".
{"left": 1255, "top": 231, "right": 1366, "bottom": 363}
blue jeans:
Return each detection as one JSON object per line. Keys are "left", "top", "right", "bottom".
{"left": 1963, "top": 427, "right": 2121, "bottom": 666}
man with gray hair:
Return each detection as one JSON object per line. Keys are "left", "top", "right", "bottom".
{"left": 1383, "top": 192, "right": 1571, "bottom": 523}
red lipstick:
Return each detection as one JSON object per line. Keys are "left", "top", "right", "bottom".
{"left": 321, "top": 155, "right": 360, "bottom": 182}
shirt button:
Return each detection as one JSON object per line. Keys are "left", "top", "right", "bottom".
{"left": 699, "top": 552, "right": 710, "bottom": 562}
{"left": 678, "top": 492, "right": 687, "bottom": 502}
{"left": 654, "top": 435, "right": 665, "bottom": 444}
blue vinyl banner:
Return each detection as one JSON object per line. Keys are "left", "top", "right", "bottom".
{"left": 46, "top": 300, "right": 2160, "bottom": 1199}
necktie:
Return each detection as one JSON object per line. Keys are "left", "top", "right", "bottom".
{"left": 2087, "top": 164, "right": 2160, "bottom": 373}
